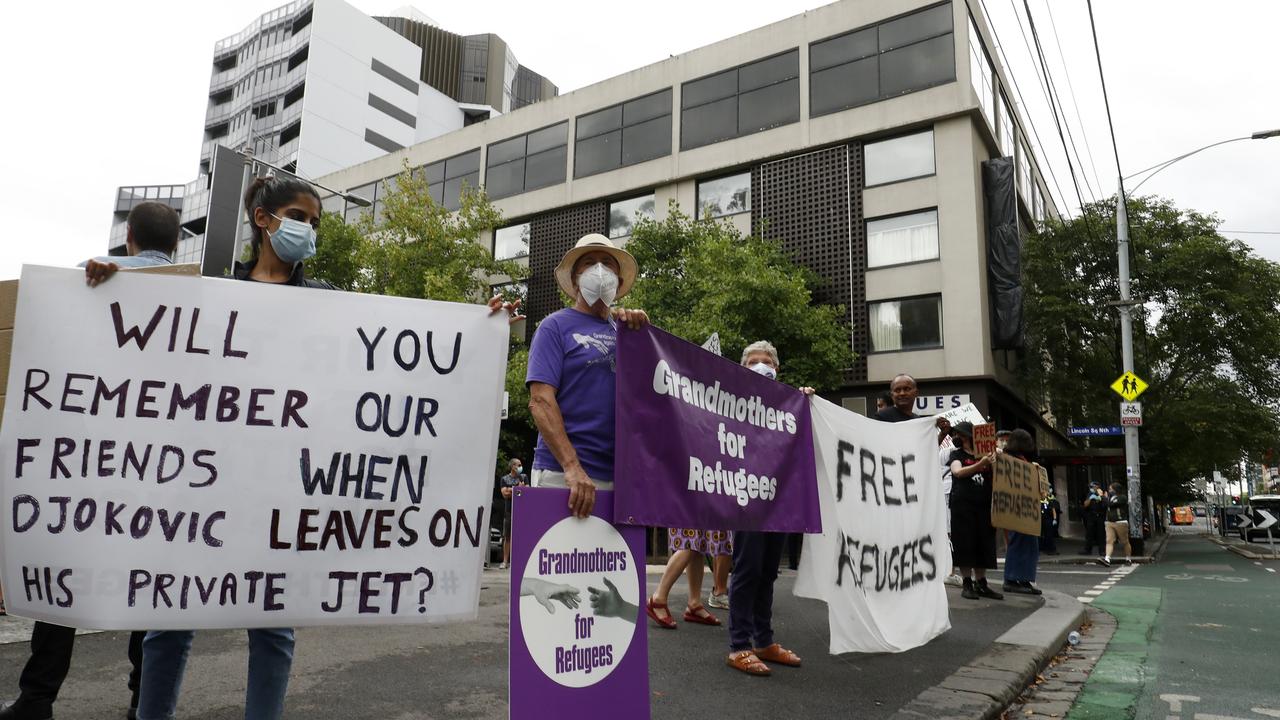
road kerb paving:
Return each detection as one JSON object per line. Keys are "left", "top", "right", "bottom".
{"left": 889, "top": 589, "right": 1085, "bottom": 720}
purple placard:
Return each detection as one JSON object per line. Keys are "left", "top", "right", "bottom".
{"left": 614, "top": 325, "right": 821, "bottom": 533}
{"left": 509, "top": 488, "right": 649, "bottom": 720}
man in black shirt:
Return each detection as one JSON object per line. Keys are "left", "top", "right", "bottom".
{"left": 875, "top": 374, "right": 922, "bottom": 423}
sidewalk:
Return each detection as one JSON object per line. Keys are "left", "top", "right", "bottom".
{"left": 998, "top": 531, "right": 1170, "bottom": 566}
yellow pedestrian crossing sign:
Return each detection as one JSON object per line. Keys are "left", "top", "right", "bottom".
{"left": 1110, "top": 371, "right": 1148, "bottom": 402}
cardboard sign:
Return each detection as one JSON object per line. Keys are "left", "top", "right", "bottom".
{"left": 991, "top": 453, "right": 1042, "bottom": 536}
{"left": 614, "top": 326, "right": 820, "bottom": 533}
{"left": 0, "top": 266, "right": 508, "bottom": 629}
{"left": 973, "top": 423, "right": 998, "bottom": 456}
{"left": 510, "top": 488, "right": 648, "bottom": 719}
{"left": 794, "top": 397, "right": 952, "bottom": 654}
{"left": 1036, "top": 464, "right": 1050, "bottom": 497}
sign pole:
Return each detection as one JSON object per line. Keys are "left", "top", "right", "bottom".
{"left": 1115, "top": 189, "right": 1145, "bottom": 556}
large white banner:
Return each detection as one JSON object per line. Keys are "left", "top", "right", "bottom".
{"left": 0, "top": 266, "right": 507, "bottom": 629}
{"left": 794, "top": 397, "right": 951, "bottom": 653}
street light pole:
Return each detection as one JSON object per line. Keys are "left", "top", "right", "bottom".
{"left": 1112, "top": 127, "right": 1279, "bottom": 555}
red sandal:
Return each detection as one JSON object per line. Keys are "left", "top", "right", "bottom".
{"left": 726, "top": 650, "right": 771, "bottom": 676}
{"left": 645, "top": 596, "right": 677, "bottom": 629}
{"left": 683, "top": 603, "right": 721, "bottom": 626}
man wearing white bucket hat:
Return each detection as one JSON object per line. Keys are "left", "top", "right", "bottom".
{"left": 527, "top": 234, "right": 649, "bottom": 518}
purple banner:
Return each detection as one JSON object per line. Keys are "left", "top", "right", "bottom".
{"left": 509, "top": 488, "right": 649, "bottom": 720}
{"left": 614, "top": 325, "right": 821, "bottom": 533}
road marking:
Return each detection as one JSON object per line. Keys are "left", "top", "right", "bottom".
{"left": 1252, "top": 709, "right": 1280, "bottom": 718}
{"left": 1084, "top": 589, "right": 1104, "bottom": 595}
{"left": 1267, "top": 568, "right": 1276, "bottom": 573}
{"left": 1077, "top": 596, "right": 1094, "bottom": 603}
{"left": 1162, "top": 694, "right": 1200, "bottom": 713}
{"left": 1195, "top": 714, "right": 1253, "bottom": 720}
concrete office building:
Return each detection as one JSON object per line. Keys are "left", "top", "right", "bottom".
{"left": 107, "top": 0, "right": 556, "bottom": 262}
{"left": 321, "top": 0, "right": 1096, "bottom": 498}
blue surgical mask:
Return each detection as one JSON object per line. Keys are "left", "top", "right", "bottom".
{"left": 267, "top": 213, "right": 317, "bottom": 264}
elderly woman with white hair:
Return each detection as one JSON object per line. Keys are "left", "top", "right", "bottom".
{"left": 725, "top": 340, "right": 814, "bottom": 677}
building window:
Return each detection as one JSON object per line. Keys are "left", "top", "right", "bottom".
{"left": 485, "top": 122, "right": 568, "bottom": 199}
{"left": 810, "top": 2, "right": 955, "bottom": 118}
{"left": 866, "top": 209, "right": 939, "bottom": 268}
{"left": 421, "top": 149, "right": 480, "bottom": 211}
{"left": 968, "top": 15, "right": 996, "bottom": 133}
{"left": 345, "top": 182, "right": 376, "bottom": 224}
{"left": 864, "top": 129, "right": 934, "bottom": 186}
{"left": 574, "top": 89, "right": 673, "bottom": 179}
{"left": 681, "top": 50, "right": 800, "bottom": 151}
{"left": 608, "top": 194, "right": 657, "bottom": 238}
{"left": 494, "top": 222, "right": 530, "bottom": 261}
{"left": 696, "top": 173, "right": 751, "bottom": 220}
{"left": 868, "top": 295, "right": 943, "bottom": 352}
{"left": 1017, "top": 139, "right": 1032, "bottom": 204}
{"left": 998, "top": 90, "right": 1015, "bottom": 157}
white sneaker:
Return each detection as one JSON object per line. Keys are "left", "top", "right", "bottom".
{"left": 499, "top": 562, "right": 509, "bottom": 570}
{"left": 944, "top": 574, "right": 963, "bottom": 587}
{"left": 707, "top": 591, "right": 729, "bottom": 609}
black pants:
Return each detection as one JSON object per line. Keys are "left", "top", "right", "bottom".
{"left": 9, "top": 622, "right": 144, "bottom": 715}
{"left": 728, "top": 531, "right": 785, "bottom": 652}
{"left": 1082, "top": 515, "right": 1106, "bottom": 555}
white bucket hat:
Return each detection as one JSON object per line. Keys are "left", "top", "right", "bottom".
{"left": 554, "top": 233, "right": 639, "bottom": 300}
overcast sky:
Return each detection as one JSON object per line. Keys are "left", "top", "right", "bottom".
{"left": 0, "top": 0, "right": 1276, "bottom": 280}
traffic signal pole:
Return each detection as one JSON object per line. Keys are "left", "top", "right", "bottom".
{"left": 1115, "top": 184, "right": 1145, "bottom": 555}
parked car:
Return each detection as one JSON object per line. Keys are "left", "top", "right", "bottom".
{"left": 1239, "top": 495, "right": 1280, "bottom": 542}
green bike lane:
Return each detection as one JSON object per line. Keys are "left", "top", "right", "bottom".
{"left": 1069, "top": 535, "right": 1280, "bottom": 720}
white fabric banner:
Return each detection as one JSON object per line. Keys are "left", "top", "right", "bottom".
{"left": 794, "top": 397, "right": 952, "bottom": 654}
{"left": 0, "top": 266, "right": 507, "bottom": 629}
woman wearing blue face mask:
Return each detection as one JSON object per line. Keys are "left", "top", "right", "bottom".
{"left": 232, "top": 175, "right": 333, "bottom": 288}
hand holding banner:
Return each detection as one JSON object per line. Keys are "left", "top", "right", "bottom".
{"left": 614, "top": 326, "right": 819, "bottom": 533}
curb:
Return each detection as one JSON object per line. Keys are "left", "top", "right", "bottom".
{"left": 889, "top": 590, "right": 1086, "bottom": 720}
{"left": 1206, "top": 534, "right": 1280, "bottom": 560}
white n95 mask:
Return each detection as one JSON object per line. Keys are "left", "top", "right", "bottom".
{"left": 578, "top": 262, "right": 619, "bottom": 307}
{"left": 749, "top": 362, "right": 777, "bottom": 380}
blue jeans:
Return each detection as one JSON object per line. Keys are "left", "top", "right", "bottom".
{"left": 1003, "top": 531, "right": 1040, "bottom": 583}
{"left": 728, "top": 531, "right": 785, "bottom": 652}
{"left": 138, "top": 628, "right": 295, "bottom": 720}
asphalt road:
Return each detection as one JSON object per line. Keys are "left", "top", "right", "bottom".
{"left": 1062, "top": 532, "right": 1280, "bottom": 720}
{"left": 0, "top": 569, "right": 1042, "bottom": 719}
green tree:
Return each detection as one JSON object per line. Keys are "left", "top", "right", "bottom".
{"left": 1020, "top": 196, "right": 1280, "bottom": 501}
{"left": 624, "top": 204, "right": 854, "bottom": 390}
{"left": 310, "top": 165, "right": 527, "bottom": 302}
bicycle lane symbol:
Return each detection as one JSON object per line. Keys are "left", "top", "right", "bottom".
{"left": 1164, "top": 573, "right": 1248, "bottom": 583}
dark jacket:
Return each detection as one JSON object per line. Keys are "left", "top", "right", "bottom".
{"left": 233, "top": 259, "right": 335, "bottom": 289}
{"left": 874, "top": 405, "right": 918, "bottom": 423}
{"left": 1107, "top": 494, "right": 1130, "bottom": 522}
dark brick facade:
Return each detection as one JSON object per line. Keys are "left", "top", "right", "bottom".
{"left": 525, "top": 201, "right": 608, "bottom": 335}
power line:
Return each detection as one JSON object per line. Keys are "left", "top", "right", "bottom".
{"left": 1221, "top": 230, "right": 1280, "bottom": 235}
{"left": 1020, "top": 0, "right": 1098, "bottom": 210}
{"left": 1086, "top": 0, "right": 1124, "bottom": 191}
{"left": 1042, "top": 0, "right": 1106, "bottom": 198}
{"left": 970, "top": 0, "right": 1073, "bottom": 219}
{"left": 1011, "top": 0, "right": 1099, "bottom": 205}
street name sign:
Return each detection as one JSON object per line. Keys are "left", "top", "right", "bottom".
{"left": 1068, "top": 426, "right": 1123, "bottom": 437}
{"left": 1110, "top": 371, "right": 1149, "bottom": 402}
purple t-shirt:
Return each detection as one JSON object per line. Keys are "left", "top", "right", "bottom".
{"left": 526, "top": 308, "right": 617, "bottom": 481}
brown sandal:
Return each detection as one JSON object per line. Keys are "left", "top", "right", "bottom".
{"left": 726, "top": 650, "right": 771, "bottom": 676}
{"left": 683, "top": 603, "right": 721, "bottom": 626}
{"left": 754, "top": 643, "right": 801, "bottom": 667}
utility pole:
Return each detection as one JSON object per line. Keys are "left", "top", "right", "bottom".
{"left": 1115, "top": 183, "right": 1145, "bottom": 554}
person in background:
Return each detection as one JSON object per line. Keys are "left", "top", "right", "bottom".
{"left": 498, "top": 458, "right": 527, "bottom": 569}
{"left": 1000, "top": 429, "right": 1043, "bottom": 596}
{"left": 0, "top": 200, "right": 180, "bottom": 720}
{"left": 1082, "top": 482, "right": 1107, "bottom": 557}
{"left": 947, "top": 422, "right": 1004, "bottom": 601}
{"left": 937, "top": 418, "right": 964, "bottom": 587}
{"left": 646, "top": 530, "right": 731, "bottom": 629}
{"left": 526, "top": 234, "right": 648, "bottom": 518}
{"left": 725, "top": 341, "right": 814, "bottom": 676}
{"left": 875, "top": 390, "right": 894, "bottom": 413}
{"left": 1100, "top": 483, "right": 1132, "bottom": 567}
{"left": 875, "top": 374, "right": 921, "bottom": 423}
{"left": 1040, "top": 486, "right": 1061, "bottom": 555}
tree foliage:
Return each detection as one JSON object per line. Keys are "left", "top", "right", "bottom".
{"left": 1020, "top": 196, "right": 1280, "bottom": 501}
{"left": 311, "top": 166, "right": 527, "bottom": 302}
{"left": 624, "top": 204, "right": 854, "bottom": 391}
